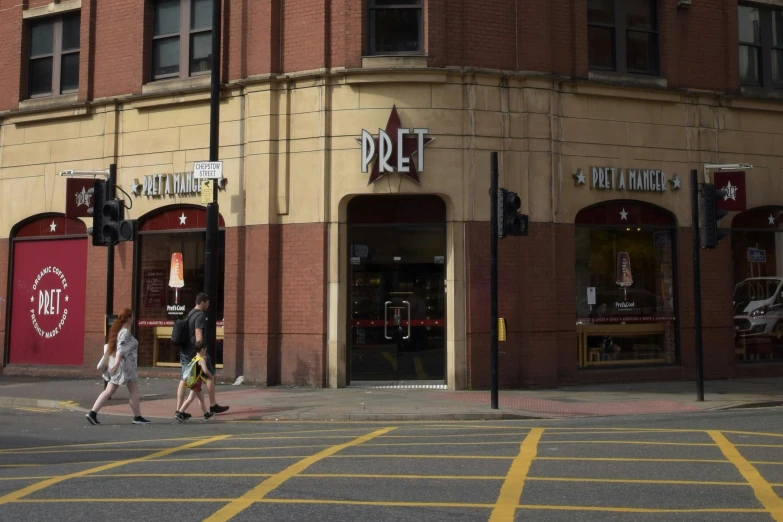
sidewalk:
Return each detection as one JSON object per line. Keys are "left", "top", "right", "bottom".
{"left": 0, "top": 375, "right": 781, "bottom": 421}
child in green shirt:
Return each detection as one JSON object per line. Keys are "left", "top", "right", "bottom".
{"left": 176, "top": 341, "right": 216, "bottom": 421}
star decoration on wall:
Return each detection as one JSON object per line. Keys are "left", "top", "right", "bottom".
{"left": 573, "top": 169, "right": 586, "bottom": 185}
{"left": 179, "top": 213, "right": 188, "bottom": 226}
{"left": 357, "top": 105, "right": 434, "bottom": 185}
{"left": 65, "top": 295, "right": 69, "bottom": 302}
{"left": 722, "top": 180, "right": 738, "bottom": 201}
{"left": 619, "top": 208, "right": 629, "bottom": 221}
{"left": 130, "top": 179, "right": 142, "bottom": 195}
{"left": 769, "top": 214, "right": 776, "bottom": 226}
{"left": 49, "top": 220, "right": 57, "bottom": 232}
{"left": 669, "top": 174, "right": 682, "bottom": 190}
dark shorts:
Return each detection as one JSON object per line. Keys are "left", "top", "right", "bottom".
{"left": 180, "top": 352, "right": 215, "bottom": 380}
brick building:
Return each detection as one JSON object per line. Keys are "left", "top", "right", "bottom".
{"left": 1, "top": 0, "right": 783, "bottom": 389}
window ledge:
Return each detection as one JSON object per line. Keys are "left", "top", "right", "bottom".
{"left": 739, "top": 85, "right": 783, "bottom": 101}
{"left": 588, "top": 70, "right": 667, "bottom": 90}
{"left": 141, "top": 75, "right": 211, "bottom": 96}
{"left": 23, "top": 0, "right": 81, "bottom": 19}
{"left": 362, "top": 55, "right": 428, "bottom": 70}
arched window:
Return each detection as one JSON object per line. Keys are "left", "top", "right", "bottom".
{"left": 731, "top": 206, "right": 783, "bottom": 363}
{"left": 575, "top": 201, "right": 678, "bottom": 368}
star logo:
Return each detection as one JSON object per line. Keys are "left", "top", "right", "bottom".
{"left": 179, "top": 213, "right": 187, "bottom": 226}
{"left": 74, "top": 186, "right": 92, "bottom": 208}
{"left": 358, "top": 105, "right": 433, "bottom": 185}
{"left": 573, "top": 169, "right": 586, "bottom": 185}
{"left": 669, "top": 174, "right": 682, "bottom": 190}
{"left": 130, "top": 179, "right": 142, "bottom": 195}
{"left": 65, "top": 295, "right": 69, "bottom": 302}
{"left": 722, "top": 180, "right": 738, "bottom": 201}
{"left": 30, "top": 295, "right": 34, "bottom": 303}
{"left": 49, "top": 220, "right": 57, "bottom": 232}
{"left": 619, "top": 208, "right": 629, "bottom": 221}
{"left": 769, "top": 214, "right": 776, "bottom": 226}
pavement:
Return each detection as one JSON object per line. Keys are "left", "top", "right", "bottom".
{"left": 0, "top": 374, "right": 782, "bottom": 421}
{"left": 1, "top": 407, "right": 783, "bottom": 521}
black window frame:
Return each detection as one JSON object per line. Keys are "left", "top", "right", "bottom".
{"left": 27, "top": 13, "right": 81, "bottom": 99}
{"left": 367, "top": 0, "right": 423, "bottom": 56}
{"left": 738, "top": 4, "right": 783, "bottom": 89}
{"left": 151, "top": 0, "right": 212, "bottom": 81}
{"left": 588, "top": 0, "right": 660, "bottom": 76}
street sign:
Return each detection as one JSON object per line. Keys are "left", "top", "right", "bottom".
{"left": 193, "top": 161, "right": 223, "bottom": 179}
{"left": 748, "top": 248, "right": 767, "bottom": 263}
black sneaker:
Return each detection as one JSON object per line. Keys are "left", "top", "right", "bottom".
{"left": 132, "top": 416, "right": 152, "bottom": 425}
{"left": 210, "top": 404, "right": 229, "bottom": 414}
{"left": 85, "top": 412, "right": 99, "bottom": 425}
{"left": 182, "top": 412, "right": 192, "bottom": 419}
{"left": 174, "top": 411, "right": 186, "bottom": 422}
{"left": 204, "top": 411, "right": 216, "bottom": 421}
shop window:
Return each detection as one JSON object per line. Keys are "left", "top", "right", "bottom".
{"left": 152, "top": 0, "right": 212, "bottom": 80}
{"left": 368, "top": 0, "right": 422, "bottom": 55}
{"left": 27, "top": 13, "right": 80, "bottom": 98}
{"left": 135, "top": 208, "right": 225, "bottom": 368}
{"left": 731, "top": 207, "right": 783, "bottom": 362}
{"left": 588, "top": 0, "right": 659, "bottom": 75}
{"left": 575, "top": 202, "right": 677, "bottom": 368}
{"left": 738, "top": 5, "right": 783, "bottom": 89}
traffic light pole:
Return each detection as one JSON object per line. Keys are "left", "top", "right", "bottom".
{"left": 490, "top": 152, "right": 499, "bottom": 409}
{"left": 690, "top": 169, "right": 705, "bottom": 402}
{"left": 204, "top": 0, "right": 221, "bottom": 367}
{"left": 105, "top": 163, "right": 117, "bottom": 341}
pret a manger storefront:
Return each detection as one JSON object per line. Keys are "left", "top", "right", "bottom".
{"left": 2, "top": 76, "right": 783, "bottom": 388}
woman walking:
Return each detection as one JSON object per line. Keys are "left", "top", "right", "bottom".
{"left": 86, "top": 308, "right": 151, "bottom": 425}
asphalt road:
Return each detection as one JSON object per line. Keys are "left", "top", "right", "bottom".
{"left": 0, "top": 406, "right": 782, "bottom": 521}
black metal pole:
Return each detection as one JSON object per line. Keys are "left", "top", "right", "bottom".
{"left": 106, "top": 163, "right": 116, "bottom": 341}
{"left": 690, "top": 169, "right": 705, "bottom": 402}
{"left": 204, "top": 0, "right": 221, "bottom": 367}
{"left": 490, "top": 152, "right": 499, "bottom": 409}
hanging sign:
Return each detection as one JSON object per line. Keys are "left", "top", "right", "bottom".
{"left": 65, "top": 178, "right": 96, "bottom": 219}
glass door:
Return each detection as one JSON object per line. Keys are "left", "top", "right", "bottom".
{"left": 348, "top": 225, "right": 446, "bottom": 384}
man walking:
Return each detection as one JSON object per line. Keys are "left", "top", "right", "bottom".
{"left": 175, "top": 293, "right": 229, "bottom": 421}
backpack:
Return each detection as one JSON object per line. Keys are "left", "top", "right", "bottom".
{"left": 182, "top": 356, "right": 200, "bottom": 388}
{"left": 171, "top": 311, "right": 193, "bottom": 349}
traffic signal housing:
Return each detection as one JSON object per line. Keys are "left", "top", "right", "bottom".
{"left": 102, "top": 198, "right": 137, "bottom": 244}
{"left": 86, "top": 180, "right": 108, "bottom": 246}
{"left": 498, "top": 188, "right": 529, "bottom": 238}
{"left": 699, "top": 183, "right": 730, "bottom": 249}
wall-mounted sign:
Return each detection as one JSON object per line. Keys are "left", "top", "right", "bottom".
{"left": 65, "top": 178, "right": 95, "bottom": 219}
{"left": 358, "top": 105, "right": 433, "bottom": 185}
{"left": 167, "top": 252, "right": 186, "bottom": 316}
{"left": 573, "top": 167, "right": 682, "bottom": 193}
{"left": 713, "top": 171, "right": 746, "bottom": 212}
{"left": 748, "top": 248, "right": 767, "bottom": 263}
{"left": 129, "top": 172, "right": 227, "bottom": 198}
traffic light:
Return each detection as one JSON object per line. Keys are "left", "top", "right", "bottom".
{"left": 86, "top": 180, "right": 108, "bottom": 246}
{"left": 699, "top": 183, "right": 730, "bottom": 249}
{"left": 498, "top": 188, "right": 529, "bottom": 238}
{"left": 102, "top": 198, "right": 137, "bottom": 244}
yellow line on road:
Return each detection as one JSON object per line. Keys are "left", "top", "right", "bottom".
{"left": 331, "top": 454, "right": 512, "bottom": 460}
{"left": 153, "top": 456, "right": 311, "bottom": 462}
{"left": 96, "top": 473, "right": 274, "bottom": 478}
{"left": 488, "top": 427, "right": 544, "bottom": 522}
{"left": 527, "top": 477, "right": 748, "bottom": 486}
{"left": 751, "top": 461, "right": 783, "bottom": 466}
{"left": 300, "top": 473, "right": 503, "bottom": 480}
{"left": 537, "top": 440, "right": 716, "bottom": 447}
{"left": 0, "top": 434, "right": 231, "bottom": 506}
{"left": 0, "top": 436, "right": 212, "bottom": 454}
{"left": 0, "top": 477, "right": 54, "bottom": 481}
{"left": 379, "top": 432, "right": 531, "bottom": 439}
{"left": 0, "top": 465, "right": 42, "bottom": 468}
{"left": 536, "top": 456, "right": 730, "bottom": 463}
{"left": 723, "top": 430, "right": 783, "bottom": 439}
{"left": 203, "top": 427, "right": 396, "bottom": 522}
{"left": 516, "top": 504, "right": 766, "bottom": 514}
{"left": 709, "top": 430, "right": 783, "bottom": 521}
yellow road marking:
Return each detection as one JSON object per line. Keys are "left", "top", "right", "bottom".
{"left": 10, "top": 407, "right": 56, "bottom": 413}
{"left": 0, "top": 436, "right": 212, "bottom": 454}
{"left": 0, "top": 434, "right": 230, "bottom": 505}
{"left": 362, "top": 441, "right": 527, "bottom": 447}
{"left": 330, "top": 454, "right": 512, "bottom": 460}
{"left": 537, "top": 440, "right": 716, "bottom": 447}
{"left": 229, "top": 427, "right": 375, "bottom": 438}
{"left": 203, "top": 427, "right": 395, "bottom": 522}
{"left": 527, "top": 477, "right": 748, "bottom": 486}
{"left": 379, "top": 431, "right": 531, "bottom": 439}
{"left": 0, "top": 465, "right": 42, "bottom": 468}
{"left": 723, "top": 430, "right": 783, "bottom": 439}
{"left": 488, "top": 427, "right": 544, "bottom": 522}
{"left": 96, "top": 474, "right": 275, "bottom": 478}
{"left": 751, "top": 461, "right": 783, "bottom": 466}
{"left": 536, "top": 456, "right": 730, "bottom": 463}
{"left": 709, "top": 430, "right": 783, "bottom": 521}
{"left": 153, "top": 456, "right": 311, "bottom": 462}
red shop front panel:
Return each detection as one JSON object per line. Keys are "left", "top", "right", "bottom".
{"left": 8, "top": 239, "right": 88, "bottom": 365}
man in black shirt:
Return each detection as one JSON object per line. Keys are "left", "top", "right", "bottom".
{"left": 175, "top": 293, "right": 229, "bottom": 421}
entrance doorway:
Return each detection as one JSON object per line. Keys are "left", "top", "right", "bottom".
{"left": 347, "top": 196, "right": 447, "bottom": 385}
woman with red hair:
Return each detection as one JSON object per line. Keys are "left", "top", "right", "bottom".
{"left": 86, "top": 308, "right": 150, "bottom": 425}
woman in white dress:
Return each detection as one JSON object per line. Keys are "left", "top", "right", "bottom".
{"left": 86, "top": 308, "right": 151, "bottom": 425}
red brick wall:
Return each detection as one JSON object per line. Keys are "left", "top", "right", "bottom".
{"left": 0, "top": 1, "right": 24, "bottom": 111}
{"left": 677, "top": 0, "right": 737, "bottom": 92}
{"left": 460, "top": 0, "right": 516, "bottom": 71}
{"left": 0, "top": 239, "right": 8, "bottom": 369}
{"left": 83, "top": 243, "right": 109, "bottom": 373}
{"left": 282, "top": 0, "right": 327, "bottom": 73}
{"left": 91, "top": 0, "right": 146, "bottom": 99}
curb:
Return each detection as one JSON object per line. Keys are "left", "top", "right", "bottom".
{"left": 0, "top": 396, "right": 83, "bottom": 411}
{"left": 246, "top": 411, "right": 541, "bottom": 421}
{"left": 712, "top": 400, "right": 783, "bottom": 410}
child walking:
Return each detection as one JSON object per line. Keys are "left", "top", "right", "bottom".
{"left": 177, "top": 341, "right": 216, "bottom": 421}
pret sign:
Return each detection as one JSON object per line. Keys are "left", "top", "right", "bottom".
{"left": 65, "top": 178, "right": 96, "bottom": 219}
{"left": 193, "top": 161, "right": 223, "bottom": 180}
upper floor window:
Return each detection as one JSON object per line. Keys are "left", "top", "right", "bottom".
{"left": 738, "top": 5, "right": 783, "bottom": 89}
{"left": 368, "top": 0, "right": 422, "bottom": 55}
{"left": 152, "top": 0, "right": 212, "bottom": 80}
{"left": 28, "top": 14, "right": 80, "bottom": 98}
{"left": 588, "top": 0, "right": 659, "bottom": 75}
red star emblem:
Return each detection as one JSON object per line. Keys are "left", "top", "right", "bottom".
{"left": 358, "top": 105, "right": 434, "bottom": 185}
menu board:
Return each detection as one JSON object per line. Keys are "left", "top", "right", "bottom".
{"left": 143, "top": 269, "right": 166, "bottom": 308}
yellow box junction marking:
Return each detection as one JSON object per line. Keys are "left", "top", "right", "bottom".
{"left": 0, "top": 435, "right": 230, "bottom": 506}
{"left": 488, "top": 427, "right": 544, "bottom": 522}
{"left": 203, "top": 427, "right": 395, "bottom": 522}
{"left": 709, "top": 430, "right": 783, "bottom": 521}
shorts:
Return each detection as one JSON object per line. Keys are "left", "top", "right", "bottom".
{"left": 190, "top": 380, "right": 203, "bottom": 393}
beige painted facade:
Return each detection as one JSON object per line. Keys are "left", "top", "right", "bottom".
{"left": 3, "top": 71, "right": 783, "bottom": 387}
